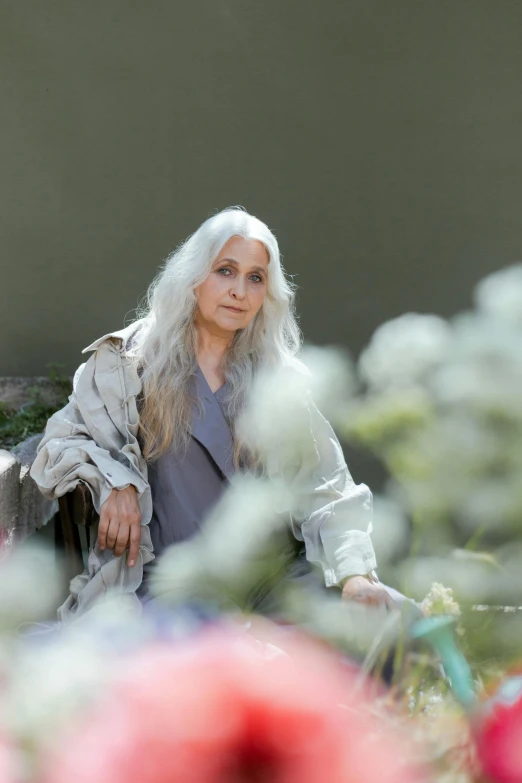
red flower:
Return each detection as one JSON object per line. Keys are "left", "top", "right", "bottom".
{"left": 475, "top": 675, "right": 522, "bottom": 783}
{"left": 0, "top": 736, "right": 15, "bottom": 783}
{"left": 40, "top": 621, "right": 425, "bottom": 783}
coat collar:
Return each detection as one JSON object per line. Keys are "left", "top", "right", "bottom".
{"left": 81, "top": 319, "right": 147, "bottom": 354}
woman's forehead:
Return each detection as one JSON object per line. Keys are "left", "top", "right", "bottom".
{"left": 215, "top": 236, "right": 269, "bottom": 267}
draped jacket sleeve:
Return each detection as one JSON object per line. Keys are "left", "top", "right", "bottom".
{"left": 30, "top": 355, "right": 149, "bottom": 515}
{"left": 285, "top": 401, "right": 377, "bottom": 587}
{"left": 29, "top": 326, "right": 154, "bottom": 623}
{"left": 253, "top": 363, "right": 377, "bottom": 588}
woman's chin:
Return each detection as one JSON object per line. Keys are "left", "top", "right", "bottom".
{"left": 214, "top": 314, "right": 249, "bottom": 332}
{"left": 212, "top": 317, "right": 245, "bottom": 334}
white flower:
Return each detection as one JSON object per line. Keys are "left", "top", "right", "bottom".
{"left": 456, "top": 476, "right": 522, "bottom": 532}
{"left": 358, "top": 313, "right": 452, "bottom": 390}
{"left": 1, "top": 595, "right": 157, "bottom": 752}
{"left": 297, "top": 343, "right": 357, "bottom": 423}
{"left": 401, "top": 557, "right": 498, "bottom": 604}
{"left": 370, "top": 494, "right": 409, "bottom": 565}
{"left": 474, "top": 263, "right": 522, "bottom": 326}
{"left": 429, "top": 313, "right": 522, "bottom": 418}
{"left": 0, "top": 541, "right": 63, "bottom": 628}
{"left": 2, "top": 633, "right": 108, "bottom": 745}
{"left": 235, "top": 359, "right": 314, "bottom": 467}
{"left": 236, "top": 344, "right": 354, "bottom": 468}
{"left": 150, "top": 474, "right": 295, "bottom": 605}
{"left": 421, "top": 582, "right": 461, "bottom": 618}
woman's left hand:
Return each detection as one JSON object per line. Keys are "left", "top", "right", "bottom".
{"left": 341, "top": 576, "right": 396, "bottom": 609}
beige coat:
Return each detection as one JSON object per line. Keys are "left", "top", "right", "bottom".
{"left": 30, "top": 320, "right": 377, "bottom": 623}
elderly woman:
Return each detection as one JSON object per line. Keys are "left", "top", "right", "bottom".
{"left": 30, "top": 207, "right": 396, "bottom": 622}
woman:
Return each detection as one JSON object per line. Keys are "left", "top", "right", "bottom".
{"left": 30, "top": 207, "right": 393, "bottom": 622}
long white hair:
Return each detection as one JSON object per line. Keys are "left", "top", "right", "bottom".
{"left": 128, "top": 206, "right": 302, "bottom": 468}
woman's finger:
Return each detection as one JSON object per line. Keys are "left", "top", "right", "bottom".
{"left": 98, "top": 506, "right": 110, "bottom": 551}
{"left": 105, "top": 518, "right": 121, "bottom": 550}
{"left": 114, "top": 525, "right": 130, "bottom": 557}
{"left": 355, "top": 588, "right": 389, "bottom": 608}
{"left": 127, "top": 523, "right": 141, "bottom": 568}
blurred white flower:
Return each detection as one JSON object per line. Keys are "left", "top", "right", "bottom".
{"left": 358, "top": 313, "right": 452, "bottom": 390}
{"left": 494, "top": 541, "right": 522, "bottom": 575}
{"left": 382, "top": 416, "right": 493, "bottom": 520}
{"left": 450, "top": 311, "right": 522, "bottom": 364}
{"left": 370, "top": 494, "right": 409, "bottom": 565}
{"left": 150, "top": 474, "right": 295, "bottom": 605}
{"left": 455, "top": 475, "right": 522, "bottom": 533}
{"left": 474, "top": 262, "right": 522, "bottom": 326}
{"left": 400, "top": 553, "right": 517, "bottom": 604}
{"left": 341, "top": 386, "right": 434, "bottom": 448}
{"left": 430, "top": 312, "right": 522, "bottom": 418}
{"left": 297, "top": 343, "right": 357, "bottom": 423}
{"left": 421, "top": 582, "right": 461, "bottom": 618}
{"left": 2, "top": 631, "right": 108, "bottom": 748}
{"left": 235, "top": 358, "right": 315, "bottom": 470}
{"left": 236, "top": 344, "right": 354, "bottom": 470}
{"left": 0, "top": 541, "right": 63, "bottom": 629}
{"left": 1, "top": 594, "right": 184, "bottom": 755}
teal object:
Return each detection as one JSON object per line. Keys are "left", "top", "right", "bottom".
{"left": 411, "top": 616, "right": 476, "bottom": 711}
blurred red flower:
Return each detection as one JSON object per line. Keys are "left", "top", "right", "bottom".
{"left": 39, "top": 621, "right": 426, "bottom": 783}
{"left": 475, "top": 675, "right": 522, "bottom": 783}
{"left": 0, "top": 736, "right": 15, "bottom": 783}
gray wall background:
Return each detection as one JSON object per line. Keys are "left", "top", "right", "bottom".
{"left": 1, "top": 0, "right": 522, "bottom": 379}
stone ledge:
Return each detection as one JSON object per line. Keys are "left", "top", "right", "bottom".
{"left": 0, "top": 450, "right": 20, "bottom": 549}
{"left": 13, "top": 434, "right": 58, "bottom": 543}
{"left": 0, "top": 434, "right": 58, "bottom": 551}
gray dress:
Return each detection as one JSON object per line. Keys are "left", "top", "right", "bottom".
{"left": 136, "top": 365, "right": 311, "bottom": 606}
{"left": 136, "top": 366, "right": 232, "bottom": 599}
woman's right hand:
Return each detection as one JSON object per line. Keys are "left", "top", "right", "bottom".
{"left": 98, "top": 485, "right": 141, "bottom": 567}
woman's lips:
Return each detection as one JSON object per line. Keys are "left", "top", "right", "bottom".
{"left": 223, "top": 306, "right": 244, "bottom": 312}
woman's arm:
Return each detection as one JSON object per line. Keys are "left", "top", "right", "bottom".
{"left": 30, "top": 392, "right": 146, "bottom": 515}
{"left": 30, "top": 367, "right": 147, "bottom": 567}
{"left": 287, "top": 401, "right": 378, "bottom": 589}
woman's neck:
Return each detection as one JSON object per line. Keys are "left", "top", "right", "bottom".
{"left": 195, "top": 326, "right": 234, "bottom": 390}
{"left": 196, "top": 326, "right": 233, "bottom": 366}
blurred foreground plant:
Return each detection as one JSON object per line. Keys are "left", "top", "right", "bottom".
{"left": 339, "top": 264, "right": 522, "bottom": 676}
{"left": 37, "top": 620, "right": 427, "bottom": 783}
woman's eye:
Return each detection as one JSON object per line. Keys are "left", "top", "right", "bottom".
{"left": 216, "top": 268, "right": 263, "bottom": 283}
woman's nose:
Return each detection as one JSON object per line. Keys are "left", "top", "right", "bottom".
{"left": 230, "top": 276, "right": 247, "bottom": 298}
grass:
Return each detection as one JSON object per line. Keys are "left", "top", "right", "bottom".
{"left": 0, "top": 364, "right": 72, "bottom": 451}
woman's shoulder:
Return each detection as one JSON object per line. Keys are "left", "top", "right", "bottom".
{"left": 71, "top": 319, "right": 148, "bottom": 394}
{"left": 80, "top": 318, "right": 148, "bottom": 356}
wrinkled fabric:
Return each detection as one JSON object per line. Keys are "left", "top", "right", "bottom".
{"left": 30, "top": 319, "right": 377, "bottom": 623}
{"left": 30, "top": 322, "right": 154, "bottom": 623}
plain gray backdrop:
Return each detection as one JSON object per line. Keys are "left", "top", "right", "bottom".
{"left": 2, "top": 0, "right": 522, "bottom": 377}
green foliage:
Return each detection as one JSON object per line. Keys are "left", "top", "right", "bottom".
{"left": 0, "top": 364, "right": 72, "bottom": 451}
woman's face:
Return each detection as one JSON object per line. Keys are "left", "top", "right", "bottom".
{"left": 194, "top": 235, "right": 269, "bottom": 336}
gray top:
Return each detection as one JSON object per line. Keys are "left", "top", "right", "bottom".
{"left": 137, "top": 366, "right": 235, "bottom": 599}
{"left": 136, "top": 364, "right": 312, "bottom": 608}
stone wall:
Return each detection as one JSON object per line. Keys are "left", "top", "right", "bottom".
{"left": 0, "top": 435, "right": 58, "bottom": 552}
{"left": 0, "top": 378, "right": 64, "bottom": 550}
